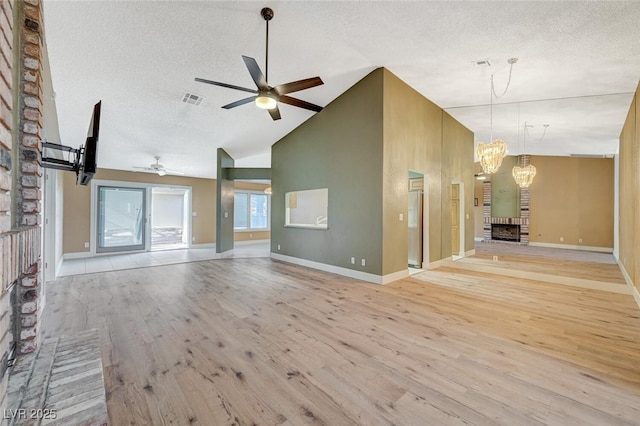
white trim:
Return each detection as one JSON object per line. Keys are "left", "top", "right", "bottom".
{"left": 270, "top": 253, "right": 409, "bottom": 285}
{"left": 427, "top": 260, "right": 442, "bottom": 270}
{"left": 613, "top": 153, "right": 620, "bottom": 259}
{"left": 55, "top": 256, "right": 64, "bottom": 277}
{"left": 234, "top": 239, "right": 269, "bottom": 246}
{"left": 617, "top": 259, "right": 640, "bottom": 310}
{"left": 63, "top": 251, "right": 92, "bottom": 260}
{"left": 465, "top": 249, "right": 476, "bottom": 257}
{"left": 190, "top": 243, "right": 216, "bottom": 249}
{"left": 528, "top": 242, "right": 613, "bottom": 253}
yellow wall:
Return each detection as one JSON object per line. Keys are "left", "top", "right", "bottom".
{"left": 529, "top": 156, "right": 614, "bottom": 248}
{"left": 382, "top": 69, "right": 474, "bottom": 273}
{"left": 234, "top": 181, "right": 271, "bottom": 242}
{"left": 619, "top": 84, "right": 639, "bottom": 294}
{"left": 63, "top": 168, "right": 216, "bottom": 253}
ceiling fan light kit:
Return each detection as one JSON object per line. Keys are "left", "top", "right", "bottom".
{"left": 195, "top": 7, "right": 324, "bottom": 120}
{"left": 132, "top": 156, "right": 184, "bottom": 176}
{"left": 255, "top": 94, "right": 277, "bottom": 110}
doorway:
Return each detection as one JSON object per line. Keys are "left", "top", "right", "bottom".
{"left": 408, "top": 172, "right": 425, "bottom": 269}
{"left": 91, "top": 180, "right": 192, "bottom": 255}
{"left": 96, "top": 186, "right": 146, "bottom": 253}
{"left": 451, "top": 182, "right": 465, "bottom": 259}
{"left": 151, "top": 187, "right": 189, "bottom": 251}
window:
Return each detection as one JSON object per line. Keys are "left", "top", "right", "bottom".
{"left": 234, "top": 192, "right": 270, "bottom": 231}
{"left": 285, "top": 188, "right": 328, "bottom": 229}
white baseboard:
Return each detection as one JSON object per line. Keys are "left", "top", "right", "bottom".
{"left": 465, "top": 249, "right": 476, "bottom": 257}
{"left": 63, "top": 251, "right": 92, "bottom": 260}
{"left": 270, "top": 253, "right": 409, "bottom": 285}
{"left": 234, "top": 239, "right": 269, "bottom": 246}
{"left": 616, "top": 257, "right": 640, "bottom": 310}
{"left": 528, "top": 242, "right": 613, "bottom": 253}
{"left": 191, "top": 243, "right": 216, "bottom": 249}
{"left": 426, "top": 260, "right": 442, "bottom": 270}
{"left": 474, "top": 237, "right": 484, "bottom": 242}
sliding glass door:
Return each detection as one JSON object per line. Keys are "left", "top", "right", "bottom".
{"left": 96, "top": 186, "right": 146, "bottom": 253}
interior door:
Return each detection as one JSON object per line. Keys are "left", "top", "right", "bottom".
{"left": 97, "top": 186, "right": 146, "bottom": 253}
{"left": 451, "top": 183, "right": 460, "bottom": 255}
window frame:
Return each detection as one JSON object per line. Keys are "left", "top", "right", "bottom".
{"left": 233, "top": 190, "right": 271, "bottom": 232}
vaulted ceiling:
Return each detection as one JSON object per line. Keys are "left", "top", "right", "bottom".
{"left": 43, "top": 1, "right": 640, "bottom": 178}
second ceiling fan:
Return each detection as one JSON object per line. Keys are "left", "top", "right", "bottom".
{"left": 195, "top": 7, "right": 324, "bottom": 121}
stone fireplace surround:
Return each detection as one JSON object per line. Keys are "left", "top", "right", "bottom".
{"left": 482, "top": 156, "right": 530, "bottom": 244}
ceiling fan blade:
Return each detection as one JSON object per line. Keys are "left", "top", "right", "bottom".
{"left": 278, "top": 95, "right": 323, "bottom": 112}
{"left": 274, "top": 77, "right": 324, "bottom": 95}
{"left": 194, "top": 78, "right": 258, "bottom": 94}
{"left": 132, "top": 166, "right": 152, "bottom": 171}
{"left": 222, "top": 96, "right": 257, "bottom": 109}
{"left": 163, "top": 169, "right": 185, "bottom": 175}
{"left": 268, "top": 105, "right": 281, "bottom": 121}
{"left": 242, "top": 56, "right": 268, "bottom": 90}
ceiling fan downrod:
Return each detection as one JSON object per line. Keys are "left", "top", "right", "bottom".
{"left": 261, "top": 7, "right": 274, "bottom": 83}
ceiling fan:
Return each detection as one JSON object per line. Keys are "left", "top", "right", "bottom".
{"left": 195, "top": 7, "right": 324, "bottom": 121}
{"left": 133, "top": 156, "right": 184, "bottom": 176}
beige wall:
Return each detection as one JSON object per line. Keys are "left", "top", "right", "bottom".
{"left": 234, "top": 181, "right": 271, "bottom": 242}
{"left": 619, "top": 83, "right": 639, "bottom": 294}
{"left": 63, "top": 168, "right": 216, "bottom": 253}
{"left": 382, "top": 69, "right": 474, "bottom": 273}
{"left": 529, "top": 156, "right": 614, "bottom": 248}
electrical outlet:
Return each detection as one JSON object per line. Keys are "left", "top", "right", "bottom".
{"left": 466, "top": 213, "right": 470, "bottom": 220}
{"left": 399, "top": 213, "right": 404, "bottom": 221}
{"left": 250, "top": 233, "right": 253, "bottom": 239}
{"left": 224, "top": 212, "right": 228, "bottom": 218}
{"left": 192, "top": 211, "right": 197, "bottom": 216}
{"left": 578, "top": 238, "right": 583, "bottom": 244}
{"left": 192, "top": 237, "right": 196, "bottom": 242}
{"left": 361, "top": 258, "right": 366, "bottom": 267}
{"left": 560, "top": 237, "right": 564, "bottom": 242}
{"left": 84, "top": 242, "right": 89, "bottom": 248}
{"left": 277, "top": 244, "right": 281, "bottom": 251}
{"left": 493, "top": 255, "right": 498, "bottom": 261}
{"left": 350, "top": 257, "right": 355, "bottom": 264}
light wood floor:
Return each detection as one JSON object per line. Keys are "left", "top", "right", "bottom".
{"left": 41, "top": 254, "right": 640, "bottom": 425}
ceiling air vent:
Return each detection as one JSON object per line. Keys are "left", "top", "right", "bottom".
{"left": 472, "top": 59, "right": 491, "bottom": 68}
{"left": 182, "top": 92, "right": 204, "bottom": 106}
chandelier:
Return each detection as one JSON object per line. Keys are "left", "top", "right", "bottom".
{"left": 512, "top": 162, "right": 536, "bottom": 188}
{"left": 476, "top": 58, "right": 518, "bottom": 174}
{"left": 477, "top": 139, "right": 507, "bottom": 174}
{"left": 512, "top": 121, "right": 546, "bottom": 188}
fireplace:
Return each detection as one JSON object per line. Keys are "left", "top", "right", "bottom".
{"left": 491, "top": 224, "right": 520, "bottom": 242}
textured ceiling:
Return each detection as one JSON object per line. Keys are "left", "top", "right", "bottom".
{"left": 42, "top": 1, "right": 640, "bottom": 178}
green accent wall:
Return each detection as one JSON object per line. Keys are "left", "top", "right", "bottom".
{"left": 271, "top": 67, "right": 474, "bottom": 279}
{"left": 490, "top": 155, "right": 521, "bottom": 218}
{"left": 216, "top": 148, "right": 235, "bottom": 253}
{"left": 271, "top": 68, "right": 385, "bottom": 274}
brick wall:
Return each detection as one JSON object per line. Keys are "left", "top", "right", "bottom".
{"left": 0, "top": 0, "right": 45, "bottom": 415}
{"left": 482, "top": 155, "right": 531, "bottom": 244}
{"left": 13, "top": 0, "right": 43, "bottom": 357}
{"left": 0, "top": 0, "right": 14, "bottom": 416}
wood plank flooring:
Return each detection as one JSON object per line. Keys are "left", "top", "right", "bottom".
{"left": 471, "top": 243, "right": 626, "bottom": 285}
{"left": 40, "top": 256, "right": 640, "bottom": 425}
